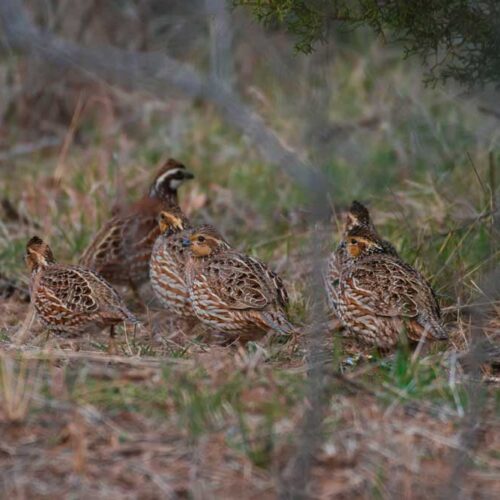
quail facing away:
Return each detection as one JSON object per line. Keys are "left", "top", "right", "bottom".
{"left": 149, "top": 208, "right": 194, "bottom": 319}
{"left": 325, "top": 200, "right": 398, "bottom": 319}
{"left": 335, "top": 225, "right": 447, "bottom": 349}
{"left": 80, "top": 158, "right": 194, "bottom": 297}
{"left": 182, "top": 226, "right": 292, "bottom": 341}
{"left": 26, "top": 236, "right": 139, "bottom": 348}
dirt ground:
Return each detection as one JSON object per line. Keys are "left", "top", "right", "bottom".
{"left": 1, "top": 291, "right": 499, "bottom": 499}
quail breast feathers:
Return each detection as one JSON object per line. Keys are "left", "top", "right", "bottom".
{"left": 150, "top": 208, "right": 195, "bottom": 318}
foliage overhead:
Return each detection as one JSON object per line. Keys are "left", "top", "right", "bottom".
{"left": 235, "top": 0, "right": 500, "bottom": 87}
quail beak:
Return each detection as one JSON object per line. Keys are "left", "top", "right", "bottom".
{"left": 183, "top": 170, "right": 195, "bottom": 180}
{"left": 173, "top": 220, "right": 184, "bottom": 231}
{"left": 182, "top": 237, "right": 192, "bottom": 248}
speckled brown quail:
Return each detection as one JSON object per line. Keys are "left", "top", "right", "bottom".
{"left": 80, "top": 159, "right": 194, "bottom": 297}
{"left": 335, "top": 225, "right": 447, "bottom": 349}
{"left": 183, "top": 226, "right": 291, "bottom": 340}
{"left": 325, "top": 201, "right": 397, "bottom": 319}
{"left": 26, "top": 236, "right": 139, "bottom": 346}
{"left": 149, "top": 208, "right": 194, "bottom": 319}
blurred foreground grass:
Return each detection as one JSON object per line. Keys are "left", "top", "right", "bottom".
{"left": 0, "top": 33, "right": 498, "bottom": 497}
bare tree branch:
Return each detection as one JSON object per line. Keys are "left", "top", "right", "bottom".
{"left": 0, "top": 0, "right": 327, "bottom": 197}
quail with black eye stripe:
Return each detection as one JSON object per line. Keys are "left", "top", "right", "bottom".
{"left": 26, "top": 236, "right": 140, "bottom": 351}
{"left": 183, "top": 225, "right": 293, "bottom": 341}
{"left": 80, "top": 158, "right": 194, "bottom": 299}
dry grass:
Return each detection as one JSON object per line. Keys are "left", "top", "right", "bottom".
{"left": 0, "top": 341, "right": 498, "bottom": 498}
{"left": 0, "top": 354, "right": 40, "bottom": 423}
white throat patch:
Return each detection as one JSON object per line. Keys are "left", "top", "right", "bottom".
{"left": 169, "top": 179, "right": 183, "bottom": 190}
{"left": 155, "top": 168, "right": 184, "bottom": 190}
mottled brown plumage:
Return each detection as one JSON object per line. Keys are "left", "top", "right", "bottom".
{"left": 335, "top": 225, "right": 447, "bottom": 349}
{"left": 79, "top": 159, "right": 194, "bottom": 294}
{"left": 149, "top": 208, "right": 194, "bottom": 318}
{"left": 26, "top": 236, "right": 139, "bottom": 343}
{"left": 183, "top": 226, "right": 291, "bottom": 340}
{"left": 326, "top": 201, "right": 397, "bottom": 318}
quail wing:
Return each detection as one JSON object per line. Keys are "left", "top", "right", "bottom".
{"left": 201, "top": 253, "right": 278, "bottom": 311}
{"left": 343, "top": 256, "right": 438, "bottom": 320}
{"left": 40, "top": 266, "right": 125, "bottom": 314}
{"left": 80, "top": 215, "right": 128, "bottom": 273}
{"left": 257, "top": 260, "right": 288, "bottom": 309}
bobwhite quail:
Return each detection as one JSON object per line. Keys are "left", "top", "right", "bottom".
{"left": 149, "top": 208, "right": 194, "bottom": 319}
{"left": 80, "top": 158, "right": 194, "bottom": 297}
{"left": 26, "top": 236, "right": 139, "bottom": 348}
{"left": 182, "top": 226, "right": 292, "bottom": 340}
{"left": 325, "top": 200, "right": 397, "bottom": 318}
{"left": 335, "top": 225, "right": 447, "bottom": 349}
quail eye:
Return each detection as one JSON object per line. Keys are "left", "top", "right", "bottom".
{"left": 198, "top": 236, "right": 205, "bottom": 243}
{"left": 350, "top": 239, "right": 357, "bottom": 244}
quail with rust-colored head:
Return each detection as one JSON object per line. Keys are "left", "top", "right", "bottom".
{"left": 80, "top": 158, "right": 194, "bottom": 297}
{"left": 182, "top": 226, "right": 291, "bottom": 340}
{"left": 26, "top": 236, "right": 139, "bottom": 347}
{"left": 325, "top": 201, "right": 398, "bottom": 318}
{"left": 335, "top": 225, "right": 447, "bottom": 349}
{"left": 149, "top": 208, "right": 194, "bottom": 319}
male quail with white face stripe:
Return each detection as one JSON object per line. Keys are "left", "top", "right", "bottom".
{"left": 80, "top": 159, "right": 194, "bottom": 296}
